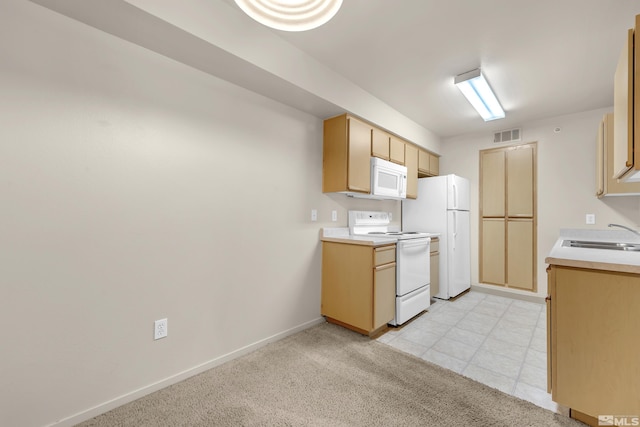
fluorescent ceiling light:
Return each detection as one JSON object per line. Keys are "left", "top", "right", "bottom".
{"left": 234, "top": 0, "right": 343, "bottom": 32}
{"left": 454, "top": 69, "right": 505, "bottom": 121}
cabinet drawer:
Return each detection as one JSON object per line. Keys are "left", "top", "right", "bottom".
{"left": 374, "top": 245, "right": 396, "bottom": 266}
{"left": 430, "top": 238, "right": 439, "bottom": 253}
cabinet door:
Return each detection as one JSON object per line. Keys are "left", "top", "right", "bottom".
{"left": 430, "top": 252, "right": 440, "bottom": 298}
{"left": 347, "top": 117, "right": 373, "bottom": 193}
{"left": 389, "top": 136, "right": 405, "bottom": 165}
{"left": 552, "top": 266, "right": 640, "bottom": 415}
{"left": 612, "top": 28, "right": 634, "bottom": 179}
{"left": 506, "top": 219, "right": 534, "bottom": 290}
{"left": 481, "top": 150, "right": 505, "bottom": 217}
{"left": 405, "top": 144, "right": 418, "bottom": 199}
{"left": 321, "top": 242, "right": 373, "bottom": 331}
{"left": 371, "top": 128, "right": 390, "bottom": 160}
{"left": 373, "top": 263, "right": 396, "bottom": 329}
{"left": 418, "top": 149, "right": 429, "bottom": 175}
{"left": 429, "top": 153, "right": 439, "bottom": 176}
{"left": 507, "top": 146, "right": 534, "bottom": 217}
{"left": 602, "top": 113, "right": 640, "bottom": 195}
{"left": 596, "top": 118, "right": 605, "bottom": 198}
{"left": 481, "top": 218, "right": 505, "bottom": 285}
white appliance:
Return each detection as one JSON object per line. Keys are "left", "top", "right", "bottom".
{"left": 349, "top": 158, "right": 407, "bottom": 200}
{"left": 402, "top": 174, "right": 471, "bottom": 299}
{"left": 348, "top": 211, "right": 430, "bottom": 326}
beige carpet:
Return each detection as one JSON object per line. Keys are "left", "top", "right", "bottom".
{"left": 76, "top": 322, "right": 581, "bottom": 426}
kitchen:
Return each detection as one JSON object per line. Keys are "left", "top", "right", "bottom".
{"left": 3, "top": 1, "right": 640, "bottom": 426}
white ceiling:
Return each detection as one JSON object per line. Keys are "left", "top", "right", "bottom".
{"left": 223, "top": 0, "right": 640, "bottom": 138}
{"left": 27, "top": 0, "right": 640, "bottom": 140}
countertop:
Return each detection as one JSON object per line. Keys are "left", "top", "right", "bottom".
{"left": 320, "top": 228, "right": 441, "bottom": 247}
{"left": 545, "top": 228, "right": 640, "bottom": 274}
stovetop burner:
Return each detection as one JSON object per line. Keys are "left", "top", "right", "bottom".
{"left": 348, "top": 211, "right": 430, "bottom": 240}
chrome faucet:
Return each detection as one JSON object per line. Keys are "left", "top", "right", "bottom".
{"left": 608, "top": 223, "right": 640, "bottom": 236}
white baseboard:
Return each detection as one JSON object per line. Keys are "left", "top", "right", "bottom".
{"left": 48, "top": 317, "right": 326, "bottom": 427}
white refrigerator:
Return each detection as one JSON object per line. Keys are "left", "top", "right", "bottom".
{"left": 402, "top": 174, "right": 471, "bottom": 299}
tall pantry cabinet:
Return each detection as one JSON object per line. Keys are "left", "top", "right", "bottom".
{"left": 480, "top": 143, "right": 537, "bottom": 291}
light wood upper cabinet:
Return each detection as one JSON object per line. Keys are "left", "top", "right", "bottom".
{"left": 481, "top": 150, "right": 506, "bottom": 217}
{"left": 597, "top": 113, "right": 640, "bottom": 197}
{"left": 507, "top": 145, "right": 534, "bottom": 217}
{"left": 613, "top": 15, "right": 640, "bottom": 182}
{"left": 323, "top": 114, "right": 371, "bottom": 194}
{"left": 389, "top": 136, "right": 405, "bottom": 165}
{"left": 418, "top": 149, "right": 440, "bottom": 177}
{"left": 371, "top": 127, "right": 390, "bottom": 160}
{"left": 323, "top": 113, "right": 439, "bottom": 197}
{"left": 405, "top": 143, "right": 418, "bottom": 199}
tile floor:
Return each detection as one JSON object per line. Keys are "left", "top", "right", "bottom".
{"left": 377, "top": 290, "right": 566, "bottom": 414}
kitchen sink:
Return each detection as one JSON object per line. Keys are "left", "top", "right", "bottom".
{"left": 562, "top": 240, "right": 640, "bottom": 251}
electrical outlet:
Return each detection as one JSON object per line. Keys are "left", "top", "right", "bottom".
{"left": 586, "top": 214, "right": 596, "bottom": 225}
{"left": 331, "top": 210, "right": 337, "bottom": 222}
{"left": 154, "top": 318, "right": 168, "bottom": 340}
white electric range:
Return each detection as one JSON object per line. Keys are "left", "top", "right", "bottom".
{"left": 348, "top": 211, "right": 431, "bottom": 326}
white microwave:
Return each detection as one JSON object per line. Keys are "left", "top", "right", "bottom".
{"left": 370, "top": 157, "right": 407, "bottom": 200}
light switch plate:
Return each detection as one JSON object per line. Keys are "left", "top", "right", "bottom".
{"left": 331, "top": 210, "right": 337, "bottom": 222}
{"left": 311, "top": 209, "right": 317, "bottom": 222}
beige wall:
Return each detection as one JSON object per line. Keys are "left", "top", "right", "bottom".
{"left": 441, "top": 108, "right": 640, "bottom": 299}
{"left": 0, "top": 2, "right": 400, "bottom": 426}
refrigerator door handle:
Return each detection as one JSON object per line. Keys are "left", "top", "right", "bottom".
{"left": 452, "top": 183, "right": 458, "bottom": 209}
{"left": 452, "top": 211, "right": 457, "bottom": 250}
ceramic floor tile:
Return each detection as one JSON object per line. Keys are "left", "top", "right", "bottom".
{"left": 462, "top": 364, "right": 516, "bottom": 395}
{"left": 524, "top": 348, "right": 547, "bottom": 370}
{"left": 470, "top": 349, "right": 523, "bottom": 379}
{"left": 480, "top": 336, "right": 528, "bottom": 362}
{"left": 410, "top": 318, "right": 454, "bottom": 336}
{"left": 398, "top": 327, "right": 442, "bottom": 349}
{"left": 446, "top": 327, "right": 487, "bottom": 347}
{"left": 489, "top": 327, "right": 533, "bottom": 347}
{"left": 383, "top": 291, "right": 556, "bottom": 415}
{"left": 518, "top": 363, "right": 548, "bottom": 390}
{"left": 483, "top": 294, "right": 515, "bottom": 305}
{"left": 512, "top": 300, "right": 544, "bottom": 312}
{"left": 432, "top": 337, "right": 479, "bottom": 362}
{"left": 420, "top": 348, "right": 467, "bottom": 374}
{"left": 472, "top": 300, "right": 509, "bottom": 318}
{"left": 495, "top": 319, "right": 536, "bottom": 338}
{"left": 529, "top": 335, "right": 547, "bottom": 353}
{"left": 502, "top": 310, "right": 539, "bottom": 327}
{"left": 425, "top": 308, "right": 467, "bottom": 326}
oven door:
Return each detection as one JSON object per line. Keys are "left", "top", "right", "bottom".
{"left": 396, "top": 237, "right": 430, "bottom": 296}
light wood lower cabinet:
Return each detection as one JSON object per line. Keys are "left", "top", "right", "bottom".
{"left": 429, "top": 237, "right": 440, "bottom": 298}
{"left": 321, "top": 242, "right": 396, "bottom": 335}
{"left": 547, "top": 265, "right": 640, "bottom": 419}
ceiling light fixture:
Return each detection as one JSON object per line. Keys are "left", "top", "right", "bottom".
{"left": 234, "top": 0, "right": 343, "bottom": 32}
{"left": 454, "top": 68, "right": 505, "bottom": 121}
